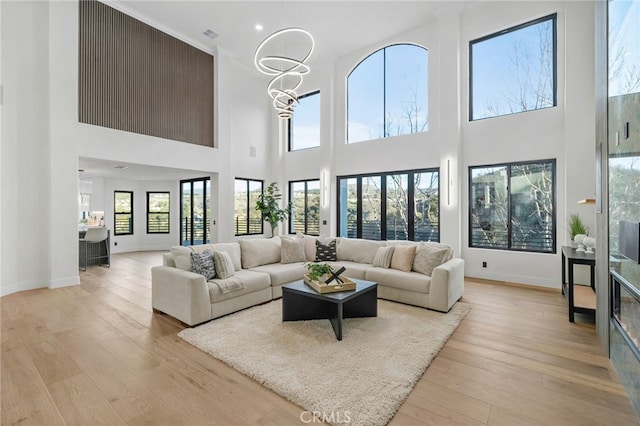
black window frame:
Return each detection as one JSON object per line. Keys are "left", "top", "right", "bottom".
{"left": 336, "top": 167, "right": 440, "bottom": 242}
{"left": 346, "top": 43, "right": 429, "bottom": 143}
{"left": 235, "top": 178, "right": 264, "bottom": 236}
{"left": 146, "top": 191, "right": 170, "bottom": 234}
{"left": 288, "top": 90, "right": 321, "bottom": 152}
{"left": 468, "top": 159, "right": 557, "bottom": 253}
{"left": 469, "top": 13, "right": 558, "bottom": 121}
{"left": 114, "top": 190, "right": 134, "bottom": 236}
{"left": 288, "top": 179, "right": 321, "bottom": 236}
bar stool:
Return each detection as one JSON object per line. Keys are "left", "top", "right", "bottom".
{"left": 80, "top": 227, "right": 110, "bottom": 271}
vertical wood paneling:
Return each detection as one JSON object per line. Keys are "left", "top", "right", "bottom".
{"left": 78, "top": 0, "right": 214, "bottom": 147}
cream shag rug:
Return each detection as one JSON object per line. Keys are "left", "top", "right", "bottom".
{"left": 178, "top": 299, "right": 470, "bottom": 426}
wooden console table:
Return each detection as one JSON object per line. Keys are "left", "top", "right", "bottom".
{"left": 561, "top": 246, "right": 596, "bottom": 322}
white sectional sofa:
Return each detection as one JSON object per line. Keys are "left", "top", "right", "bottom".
{"left": 151, "top": 236, "right": 465, "bottom": 326}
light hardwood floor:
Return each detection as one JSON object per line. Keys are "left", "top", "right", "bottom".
{"left": 2, "top": 251, "right": 638, "bottom": 425}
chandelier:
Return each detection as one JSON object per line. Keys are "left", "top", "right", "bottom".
{"left": 254, "top": 28, "right": 315, "bottom": 119}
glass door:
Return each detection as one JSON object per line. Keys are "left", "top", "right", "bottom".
{"left": 180, "top": 177, "right": 211, "bottom": 246}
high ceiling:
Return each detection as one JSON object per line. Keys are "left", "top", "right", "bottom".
{"left": 114, "top": 0, "right": 452, "bottom": 70}
{"left": 86, "top": 1, "right": 453, "bottom": 181}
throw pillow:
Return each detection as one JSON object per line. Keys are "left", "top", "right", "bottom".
{"left": 190, "top": 249, "right": 216, "bottom": 280}
{"left": 171, "top": 246, "right": 193, "bottom": 271}
{"left": 372, "top": 246, "right": 395, "bottom": 268}
{"left": 213, "top": 250, "right": 235, "bottom": 279}
{"left": 413, "top": 243, "right": 451, "bottom": 276}
{"left": 281, "top": 236, "right": 307, "bottom": 264}
{"left": 390, "top": 245, "right": 417, "bottom": 272}
{"left": 315, "top": 239, "right": 337, "bottom": 261}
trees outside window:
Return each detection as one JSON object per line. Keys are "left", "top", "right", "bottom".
{"left": 470, "top": 14, "right": 557, "bottom": 120}
{"left": 289, "top": 91, "right": 320, "bottom": 151}
{"left": 114, "top": 191, "right": 133, "bottom": 235}
{"left": 347, "top": 44, "right": 428, "bottom": 143}
{"left": 235, "top": 178, "right": 263, "bottom": 236}
{"left": 147, "top": 192, "right": 170, "bottom": 234}
{"left": 469, "top": 160, "right": 555, "bottom": 253}
{"left": 289, "top": 180, "right": 320, "bottom": 235}
{"left": 338, "top": 168, "right": 439, "bottom": 241}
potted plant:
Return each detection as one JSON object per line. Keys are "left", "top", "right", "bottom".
{"left": 568, "top": 214, "right": 589, "bottom": 240}
{"left": 305, "top": 263, "right": 333, "bottom": 283}
{"left": 255, "top": 182, "right": 292, "bottom": 237}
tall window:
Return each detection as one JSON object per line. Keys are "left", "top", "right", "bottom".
{"left": 235, "top": 178, "right": 263, "bottom": 236}
{"left": 180, "top": 178, "right": 210, "bottom": 246}
{"left": 347, "top": 44, "right": 428, "bottom": 143}
{"left": 147, "top": 192, "right": 170, "bottom": 234}
{"left": 289, "top": 179, "right": 320, "bottom": 235}
{"left": 469, "top": 159, "right": 556, "bottom": 253}
{"left": 337, "top": 168, "right": 439, "bottom": 241}
{"left": 114, "top": 191, "right": 133, "bottom": 235}
{"left": 289, "top": 91, "right": 320, "bottom": 151}
{"left": 470, "top": 14, "right": 557, "bottom": 121}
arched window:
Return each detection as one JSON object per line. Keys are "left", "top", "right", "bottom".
{"left": 347, "top": 44, "right": 428, "bottom": 143}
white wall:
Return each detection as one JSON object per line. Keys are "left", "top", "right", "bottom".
{"left": 1, "top": 0, "right": 596, "bottom": 296}
{"left": 1, "top": 1, "right": 54, "bottom": 296}
{"left": 0, "top": 0, "right": 273, "bottom": 296}
{"left": 460, "top": 1, "right": 595, "bottom": 288}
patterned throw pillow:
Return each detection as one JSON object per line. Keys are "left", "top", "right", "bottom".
{"left": 190, "top": 249, "right": 216, "bottom": 279}
{"left": 315, "top": 239, "right": 337, "bottom": 262}
{"left": 213, "top": 250, "right": 235, "bottom": 279}
{"left": 372, "top": 246, "right": 395, "bottom": 268}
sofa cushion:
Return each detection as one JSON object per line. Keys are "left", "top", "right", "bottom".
{"left": 390, "top": 245, "right": 416, "bottom": 272}
{"left": 171, "top": 246, "right": 193, "bottom": 271}
{"left": 413, "top": 242, "right": 452, "bottom": 276}
{"left": 281, "top": 236, "right": 307, "bottom": 264}
{"left": 326, "top": 261, "right": 374, "bottom": 280}
{"left": 206, "top": 269, "right": 271, "bottom": 303}
{"left": 240, "top": 238, "right": 282, "bottom": 269}
{"left": 212, "top": 242, "right": 242, "bottom": 271}
{"left": 213, "top": 250, "right": 235, "bottom": 279}
{"left": 315, "top": 239, "right": 337, "bottom": 261}
{"left": 250, "top": 262, "right": 307, "bottom": 286}
{"left": 337, "top": 238, "right": 386, "bottom": 264}
{"left": 372, "top": 246, "right": 394, "bottom": 268}
{"left": 366, "top": 267, "right": 431, "bottom": 293}
{"left": 190, "top": 249, "right": 216, "bottom": 279}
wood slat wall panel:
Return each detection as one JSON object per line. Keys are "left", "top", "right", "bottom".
{"left": 78, "top": 0, "right": 214, "bottom": 147}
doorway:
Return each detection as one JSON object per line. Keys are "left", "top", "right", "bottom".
{"left": 180, "top": 177, "right": 211, "bottom": 245}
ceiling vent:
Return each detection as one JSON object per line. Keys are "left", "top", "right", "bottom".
{"left": 203, "top": 29, "right": 218, "bottom": 40}
{"left": 112, "top": 165, "right": 128, "bottom": 170}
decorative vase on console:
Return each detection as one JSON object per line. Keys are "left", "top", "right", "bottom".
{"left": 583, "top": 236, "right": 596, "bottom": 254}
{"left": 574, "top": 234, "right": 587, "bottom": 252}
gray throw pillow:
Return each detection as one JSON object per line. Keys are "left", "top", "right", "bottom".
{"left": 190, "top": 249, "right": 216, "bottom": 279}
{"left": 213, "top": 250, "right": 235, "bottom": 279}
{"left": 315, "top": 239, "right": 337, "bottom": 261}
{"left": 372, "top": 246, "right": 394, "bottom": 268}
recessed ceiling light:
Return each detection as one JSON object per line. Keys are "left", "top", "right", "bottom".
{"left": 255, "top": 24, "right": 263, "bottom": 31}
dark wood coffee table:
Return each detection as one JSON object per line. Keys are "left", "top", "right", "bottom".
{"left": 281, "top": 279, "right": 377, "bottom": 340}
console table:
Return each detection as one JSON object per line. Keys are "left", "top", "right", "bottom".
{"left": 561, "top": 246, "right": 596, "bottom": 322}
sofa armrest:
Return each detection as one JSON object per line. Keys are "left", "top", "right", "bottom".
{"left": 151, "top": 266, "right": 211, "bottom": 326}
{"left": 429, "top": 258, "right": 465, "bottom": 312}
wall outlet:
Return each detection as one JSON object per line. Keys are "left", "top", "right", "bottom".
{"left": 482, "top": 261, "right": 487, "bottom": 268}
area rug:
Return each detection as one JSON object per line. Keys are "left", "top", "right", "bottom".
{"left": 178, "top": 299, "right": 470, "bottom": 426}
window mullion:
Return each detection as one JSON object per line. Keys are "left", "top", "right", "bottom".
{"left": 381, "top": 174, "right": 387, "bottom": 240}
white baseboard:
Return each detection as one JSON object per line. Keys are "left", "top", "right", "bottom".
{"left": 49, "top": 276, "right": 80, "bottom": 289}
{"left": 465, "top": 269, "right": 560, "bottom": 289}
{"left": 1, "top": 276, "right": 80, "bottom": 297}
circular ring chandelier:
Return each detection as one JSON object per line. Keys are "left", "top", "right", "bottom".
{"left": 254, "top": 27, "right": 315, "bottom": 119}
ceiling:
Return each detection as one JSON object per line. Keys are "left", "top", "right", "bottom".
{"left": 78, "top": 157, "right": 210, "bottom": 181}
{"left": 114, "top": 0, "right": 452, "bottom": 70}
{"left": 85, "top": 1, "right": 453, "bottom": 182}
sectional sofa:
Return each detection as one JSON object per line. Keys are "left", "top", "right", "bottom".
{"left": 151, "top": 236, "right": 465, "bottom": 326}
